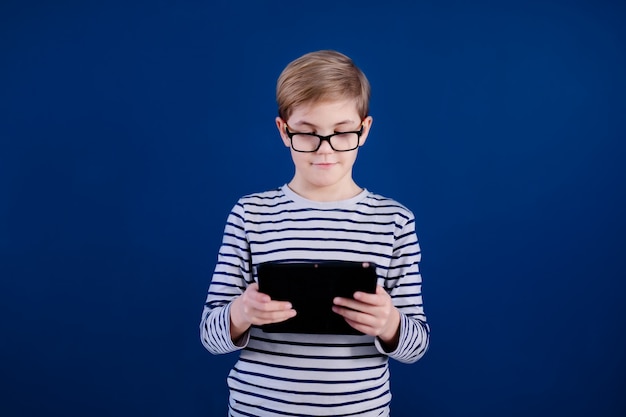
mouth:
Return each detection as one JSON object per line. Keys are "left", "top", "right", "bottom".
{"left": 312, "top": 162, "right": 336, "bottom": 168}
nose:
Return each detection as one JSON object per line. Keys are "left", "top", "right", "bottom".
{"left": 316, "top": 137, "right": 334, "bottom": 153}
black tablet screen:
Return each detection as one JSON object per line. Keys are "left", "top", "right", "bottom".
{"left": 257, "top": 261, "right": 377, "bottom": 335}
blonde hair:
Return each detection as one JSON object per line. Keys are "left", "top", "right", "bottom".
{"left": 276, "top": 50, "right": 371, "bottom": 121}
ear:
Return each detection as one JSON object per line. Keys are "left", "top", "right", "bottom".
{"left": 275, "top": 117, "right": 291, "bottom": 148}
{"left": 357, "top": 115, "right": 373, "bottom": 147}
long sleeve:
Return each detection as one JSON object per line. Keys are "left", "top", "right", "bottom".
{"left": 375, "top": 214, "right": 430, "bottom": 363}
{"left": 199, "top": 202, "right": 252, "bottom": 354}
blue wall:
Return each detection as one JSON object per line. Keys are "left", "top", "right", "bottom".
{"left": 1, "top": 1, "right": 625, "bottom": 416}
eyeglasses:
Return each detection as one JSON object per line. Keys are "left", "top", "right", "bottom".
{"left": 284, "top": 123, "right": 364, "bottom": 153}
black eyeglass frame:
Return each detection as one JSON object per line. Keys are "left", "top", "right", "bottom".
{"left": 284, "top": 123, "right": 365, "bottom": 153}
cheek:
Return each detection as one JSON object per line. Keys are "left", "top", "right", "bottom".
{"left": 290, "top": 150, "right": 308, "bottom": 166}
{"left": 340, "top": 152, "right": 358, "bottom": 166}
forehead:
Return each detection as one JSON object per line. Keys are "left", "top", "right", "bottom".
{"left": 287, "top": 99, "right": 360, "bottom": 127}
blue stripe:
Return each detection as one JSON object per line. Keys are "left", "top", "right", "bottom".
{"left": 229, "top": 374, "right": 387, "bottom": 396}
{"left": 244, "top": 347, "right": 384, "bottom": 360}
{"left": 245, "top": 216, "right": 399, "bottom": 227}
{"left": 251, "top": 335, "right": 373, "bottom": 348}
{"left": 229, "top": 386, "right": 390, "bottom": 409}
{"left": 249, "top": 235, "right": 393, "bottom": 247}
{"left": 245, "top": 206, "right": 410, "bottom": 218}
{"left": 248, "top": 226, "right": 394, "bottom": 236}
{"left": 251, "top": 246, "right": 395, "bottom": 258}
{"left": 232, "top": 366, "right": 386, "bottom": 385}
{"left": 238, "top": 357, "right": 388, "bottom": 373}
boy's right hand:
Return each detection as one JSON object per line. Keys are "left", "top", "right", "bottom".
{"left": 230, "top": 283, "right": 296, "bottom": 341}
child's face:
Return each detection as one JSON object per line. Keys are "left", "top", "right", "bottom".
{"left": 276, "top": 99, "right": 373, "bottom": 200}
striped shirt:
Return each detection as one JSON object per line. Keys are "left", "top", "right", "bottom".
{"left": 200, "top": 185, "right": 430, "bottom": 416}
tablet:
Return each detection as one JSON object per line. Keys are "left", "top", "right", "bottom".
{"left": 257, "top": 261, "right": 377, "bottom": 335}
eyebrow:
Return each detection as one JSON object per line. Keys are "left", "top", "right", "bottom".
{"left": 290, "top": 120, "right": 357, "bottom": 129}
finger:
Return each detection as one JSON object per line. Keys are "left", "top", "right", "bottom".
{"left": 333, "top": 296, "right": 363, "bottom": 311}
{"left": 251, "top": 305, "right": 297, "bottom": 325}
{"left": 353, "top": 285, "right": 388, "bottom": 304}
{"left": 249, "top": 298, "right": 293, "bottom": 312}
{"left": 343, "top": 317, "right": 376, "bottom": 336}
{"left": 332, "top": 304, "right": 373, "bottom": 323}
{"left": 333, "top": 306, "right": 378, "bottom": 333}
{"left": 248, "top": 282, "right": 271, "bottom": 302}
{"left": 256, "top": 308, "right": 297, "bottom": 323}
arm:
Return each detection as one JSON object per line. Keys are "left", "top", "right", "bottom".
{"left": 199, "top": 202, "right": 252, "bottom": 354}
{"left": 199, "top": 202, "right": 296, "bottom": 354}
{"left": 333, "top": 215, "right": 430, "bottom": 362}
{"left": 378, "top": 215, "right": 430, "bottom": 363}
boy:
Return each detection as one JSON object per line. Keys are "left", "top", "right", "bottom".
{"left": 200, "top": 50, "right": 429, "bottom": 417}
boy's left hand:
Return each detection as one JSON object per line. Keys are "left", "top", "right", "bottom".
{"left": 332, "top": 286, "right": 400, "bottom": 350}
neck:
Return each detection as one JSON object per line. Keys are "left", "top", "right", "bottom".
{"left": 287, "top": 180, "right": 363, "bottom": 202}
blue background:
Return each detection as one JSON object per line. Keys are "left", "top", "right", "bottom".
{"left": 1, "top": 1, "right": 625, "bottom": 416}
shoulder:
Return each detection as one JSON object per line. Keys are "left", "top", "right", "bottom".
{"left": 234, "top": 187, "right": 291, "bottom": 212}
{"left": 361, "top": 191, "right": 415, "bottom": 219}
